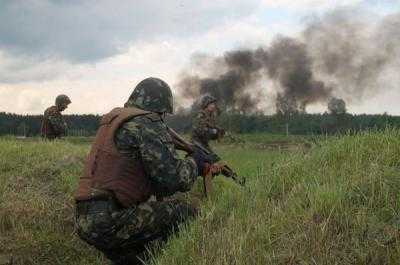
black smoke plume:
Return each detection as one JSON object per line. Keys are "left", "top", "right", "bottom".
{"left": 177, "top": 10, "right": 400, "bottom": 114}
{"left": 177, "top": 50, "right": 264, "bottom": 113}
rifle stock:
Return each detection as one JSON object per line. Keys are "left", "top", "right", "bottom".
{"left": 167, "top": 127, "right": 195, "bottom": 153}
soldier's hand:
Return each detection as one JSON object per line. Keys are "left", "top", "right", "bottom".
{"left": 209, "top": 163, "right": 223, "bottom": 175}
{"left": 202, "top": 162, "right": 223, "bottom": 177}
{"left": 209, "top": 128, "right": 219, "bottom": 140}
{"left": 210, "top": 128, "right": 218, "bottom": 135}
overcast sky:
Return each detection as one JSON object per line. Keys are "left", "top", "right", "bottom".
{"left": 0, "top": 0, "right": 399, "bottom": 115}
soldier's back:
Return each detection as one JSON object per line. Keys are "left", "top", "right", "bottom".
{"left": 41, "top": 106, "right": 62, "bottom": 139}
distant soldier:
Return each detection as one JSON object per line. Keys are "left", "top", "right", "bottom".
{"left": 191, "top": 94, "right": 225, "bottom": 151}
{"left": 74, "top": 78, "right": 210, "bottom": 265}
{"left": 41, "top": 94, "right": 71, "bottom": 140}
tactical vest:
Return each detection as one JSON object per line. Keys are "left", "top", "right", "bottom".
{"left": 74, "top": 107, "right": 154, "bottom": 208}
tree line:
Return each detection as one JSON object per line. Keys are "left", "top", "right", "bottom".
{"left": 0, "top": 112, "right": 100, "bottom": 136}
{"left": 165, "top": 112, "right": 398, "bottom": 135}
{"left": 0, "top": 111, "right": 398, "bottom": 137}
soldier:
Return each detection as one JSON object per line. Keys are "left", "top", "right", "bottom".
{"left": 41, "top": 94, "right": 71, "bottom": 140}
{"left": 191, "top": 94, "right": 225, "bottom": 151}
{"left": 74, "top": 78, "right": 209, "bottom": 265}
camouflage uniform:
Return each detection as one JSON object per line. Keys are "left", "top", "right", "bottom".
{"left": 191, "top": 95, "right": 223, "bottom": 151}
{"left": 74, "top": 78, "right": 200, "bottom": 265}
{"left": 76, "top": 199, "right": 196, "bottom": 264}
{"left": 41, "top": 95, "right": 71, "bottom": 140}
{"left": 114, "top": 115, "right": 197, "bottom": 197}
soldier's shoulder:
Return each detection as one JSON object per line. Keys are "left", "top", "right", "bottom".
{"left": 130, "top": 112, "right": 162, "bottom": 124}
{"left": 45, "top": 106, "right": 59, "bottom": 115}
{"left": 120, "top": 113, "right": 162, "bottom": 131}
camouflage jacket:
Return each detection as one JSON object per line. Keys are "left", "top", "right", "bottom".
{"left": 41, "top": 106, "right": 67, "bottom": 139}
{"left": 191, "top": 109, "right": 220, "bottom": 147}
{"left": 115, "top": 113, "right": 198, "bottom": 197}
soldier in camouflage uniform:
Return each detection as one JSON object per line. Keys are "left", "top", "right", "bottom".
{"left": 191, "top": 94, "right": 225, "bottom": 151}
{"left": 74, "top": 78, "right": 207, "bottom": 265}
{"left": 41, "top": 94, "right": 71, "bottom": 140}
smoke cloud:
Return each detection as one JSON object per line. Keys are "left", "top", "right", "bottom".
{"left": 305, "top": 9, "right": 400, "bottom": 101}
{"left": 177, "top": 10, "right": 400, "bottom": 114}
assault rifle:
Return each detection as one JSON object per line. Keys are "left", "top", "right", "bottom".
{"left": 167, "top": 127, "right": 246, "bottom": 197}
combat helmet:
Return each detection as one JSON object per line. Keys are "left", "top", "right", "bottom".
{"left": 200, "top": 94, "right": 217, "bottom": 109}
{"left": 55, "top": 94, "right": 71, "bottom": 107}
{"left": 125, "top": 77, "right": 173, "bottom": 114}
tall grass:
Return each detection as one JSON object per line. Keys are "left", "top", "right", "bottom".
{"left": 0, "top": 139, "right": 104, "bottom": 265}
{"left": 1, "top": 131, "right": 400, "bottom": 264}
{"left": 150, "top": 129, "right": 400, "bottom": 265}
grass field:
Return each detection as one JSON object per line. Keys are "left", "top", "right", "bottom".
{"left": 1, "top": 131, "right": 400, "bottom": 264}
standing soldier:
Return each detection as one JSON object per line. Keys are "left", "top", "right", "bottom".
{"left": 41, "top": 94, "right": 71, "bottom": 140}
{"left": 191, "top": 94, "right": 225, "bottom": 151}
{"left": 74, "top": 78, "right": 208, "bottom": 265}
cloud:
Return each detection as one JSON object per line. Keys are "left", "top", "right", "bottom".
{"left": 0, "top": 51, "right": 73, "bottom": 83}
{"left": 0, "top": 0, "right": 261, "bottom": 84}
{"left": 0, "top": 17, "right": 275, "bottom": 114}
{"left": 262, "top": 0, "right": 362, "bottom": 10}
{"left": 0, "top": 0, "right": 259, "bottom": 63}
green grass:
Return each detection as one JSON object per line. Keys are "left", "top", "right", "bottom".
{"left": 1, "top": 131, "right": 400, "bottom": 264}
{"left": 150, "top": 130, "right": 400, "bottom": 265}
{"left": 0, "top": 139, "right": 105, "bottom": 264}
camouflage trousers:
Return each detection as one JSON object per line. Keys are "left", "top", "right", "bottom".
{"left": 75, "top": 198, "right": 197, "bottom": 265}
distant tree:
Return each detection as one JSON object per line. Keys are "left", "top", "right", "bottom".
{"left": 328, "top": 97, "right": 347, "bottom": 115}
{"left": 16, "top": 122, "right": 27, "bottom": 136}
{"left": 276, "top": 94, "right": 299, "bottom": 117}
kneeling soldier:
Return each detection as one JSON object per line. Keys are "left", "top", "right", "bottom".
{"left": 74, "top": 78, "right": 206, "bottom": 264}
